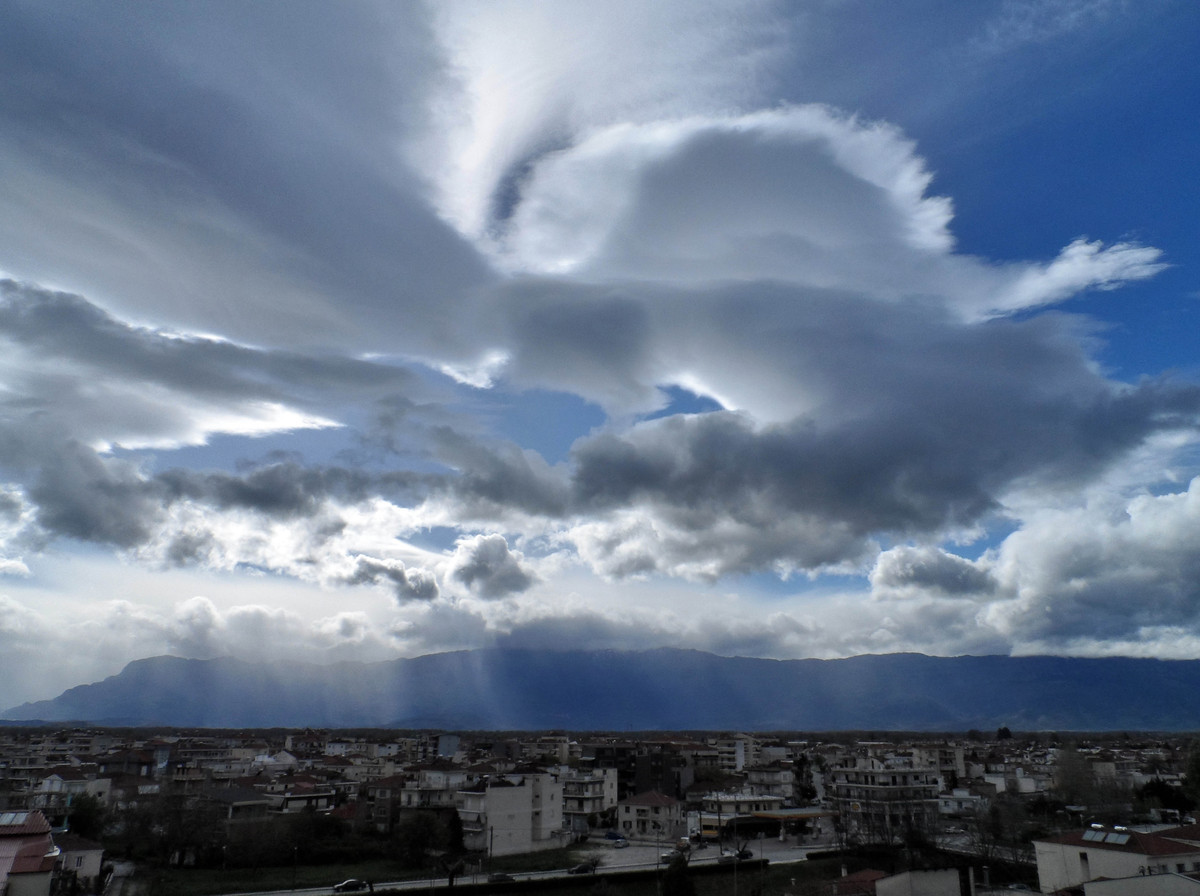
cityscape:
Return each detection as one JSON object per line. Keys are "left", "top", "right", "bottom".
{"left": 1, "top": 724, "right": 1199, "bottom": 894}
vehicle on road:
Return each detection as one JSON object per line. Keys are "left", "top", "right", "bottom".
{"left": 568, "top": 863, "right": 596, "bottom": 874}
{"left": 487, "top": 872, "right": 515, "bottom": 883}
{"left": 333, "top": 881, "right": 368, "bottom": 893}
{"left": 612, "top": 838, "right": 629, "bottom": 848}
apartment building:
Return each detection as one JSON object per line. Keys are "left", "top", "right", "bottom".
{"left": 456, "top": 773, "right": 564, "bottom": 857}
{"left": 557, "top": 768, "right": 618, "bottom": 836}
{"left": 830, "top": 753, "right": 940, "bottom": 844}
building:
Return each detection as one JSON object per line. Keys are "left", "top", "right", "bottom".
{"left": 456, "top": 773, "right": 564, "bottom": 857}
{"left": 557, "top": 768, "right": 618, "bottom": 837}
{"left": 616, "top": 791, "right": 684, "bottom": 840}
{"left": 0, "top": 811, "right": 58, "bottom": 896}
{"left": 51, "top": 832, "right": 104, "bottom": 894}
{"left": 694, "top": 790, "right": 787, "bottom": 840}
{"left": 829, "top": 754, "right": 940, "bottom": 845}
{"left": 1034, "top": 823, "right": 1200, "bottom": 893}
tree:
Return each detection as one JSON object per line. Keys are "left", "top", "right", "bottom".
{"left": 1051, "top": 745, "right": 1094, "bottom": 807}
{"left": 661, "top": 853, "right": 695, "bottom": 896}
{"left": 1184, "top": 742, "right": 1200, "bottom": 806}
{"left": 68, "top": 793, "right": 107, "bottom": 841}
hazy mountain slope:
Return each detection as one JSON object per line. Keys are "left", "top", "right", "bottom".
{"left": 5, "top": 649, "right": 1199, "bottom": 730}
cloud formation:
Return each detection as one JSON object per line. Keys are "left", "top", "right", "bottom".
{"left": 0, "top": 0, "right": 1195, "bottom": 706}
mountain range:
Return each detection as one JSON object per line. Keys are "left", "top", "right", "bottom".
{"left": 4, "top": 649, "right": 1200, "bottom": 731}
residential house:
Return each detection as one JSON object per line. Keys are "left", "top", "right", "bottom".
{"left": 0, "top": 811, "right": 58, "bottom": 896}
{"left": 616, "top": 791, "right": 685, "bottom": 840}
{"left": 1034, "top": 822, "right": 1200, "bottom": 893}
{"left": 936, "top": 787, "right": 990, "bottom": 819}
{"left": 51, "top": 832, "right": 104, "bottom": 893}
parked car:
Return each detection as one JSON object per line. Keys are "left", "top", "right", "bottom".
{"left": 333, "top": 881, "right": 368, "bottom": 893}
{"left": 604, "top": 830, "right": 624, "bottom": 840}
{"left": 612, "top": 838, "right": 629, "bottom": 848}
{"left": 735, "top": 848, "right": 753, "bottom": 860}
{"left": 487, "top": 872, "right": 515, "bottom": 883}
{"left": 568, "top": 863, "right": 596, "bottom": 874}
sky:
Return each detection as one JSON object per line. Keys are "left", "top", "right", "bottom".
{"left": 1, "top": 0, "right": 1199, "bottom": 709}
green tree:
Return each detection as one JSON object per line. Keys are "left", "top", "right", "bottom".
{"left": 68, "top": 793, "right": 107, "bottom": 841}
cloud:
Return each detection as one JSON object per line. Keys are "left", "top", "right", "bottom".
{"left": 989, "top": 238, "right": 1167, "bottom": 315}
{"left": 501, "top": 108, "right": 955, "bottom": 280}
{"left": 423, "top": 0, "right": 792, "bottom": 241}
{"left": 0, "top": 0, "right": 1194, "bottom": 708}
{"left": 871, "top": 545, "right": 997, "bottom": 598}
{"left": 984, "top": 476, "right": 1200, "bottom": 647}
{"left": 974, "top": 0, "right": 1125, "bottom": 55}
{"left": 0, "top": 4, "right": 493, "bottom": 359}
{"left": 343, "top": 556, "right": 440, "bottom": 603}
{"left": 448, "top": 534, "right": 537, "bottom": 598}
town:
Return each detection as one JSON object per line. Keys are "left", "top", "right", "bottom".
{"left": 1, "top": 726, "right": 1198, "bottom": 895}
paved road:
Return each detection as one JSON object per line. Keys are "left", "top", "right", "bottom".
{"left": 194, "top": 835, "right": 830, "bottom": 896}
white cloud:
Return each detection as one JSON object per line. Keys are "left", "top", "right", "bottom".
{"left": 984, "top": 476, "right": 1200, "bottom": 648}
{"left": 422, "top": 0, "right": 791, "bottom": 241}
{"left": 975, "top": 0, "right": 1125, "bottom": 55}
{"left": 987, "top": 238, "right": 1166, "bottom": 316}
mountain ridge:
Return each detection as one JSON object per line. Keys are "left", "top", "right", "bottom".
{"left": 5, "top": 649, "right": 1200, "bottom": 730}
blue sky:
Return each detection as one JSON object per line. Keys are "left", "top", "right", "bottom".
{"left": 1, "top": 0, "right": 1199, "bottom": 708}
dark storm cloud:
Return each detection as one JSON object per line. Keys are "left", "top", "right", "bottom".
{"left": 394, "top": 281, "right": 1200, "bottom": 578}
{"left": 430, "top": 427, "right": 571, "bottom": 517}
{"left": 0, "top": 280, "right": 449, "bottom": 551}
{"left": 555, "top": 376, "right": 1199, "bottom": 575}
{"left": 0, "top": 281, "right": 423, "bottom": 404}
{"left": 344, "top": 557, "right": 440, "bottom": 603}
{"left": 449, "top": 534, "right": 536, "bottom": 598}
{"left": 157, "top": 464, "right": 402, "bottom": 519}
{"left": 26, "top": 441, "right": 165, "bottom": 549}
{"left": 871, "top": 545, "right": 996, "bottom": 596}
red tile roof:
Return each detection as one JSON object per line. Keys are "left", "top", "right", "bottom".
{"left": 11, "top": 838, "right": 57, "bottom": 875}
{"left": 0, "top": 810, "right": 51, "bottom": 837}
{"left": 1040, "top": 825, "right": 1200, "bottom": 857}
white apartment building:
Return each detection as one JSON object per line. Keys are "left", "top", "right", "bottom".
{"left": 557, "top": 768, "right": 618, "bottom": 836}
{"left": 456, "top": 774, "right": 564, "bottom": 857}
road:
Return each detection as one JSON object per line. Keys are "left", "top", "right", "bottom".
{"left": 193, "top": 834, "right": 825, "bottom": 896}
